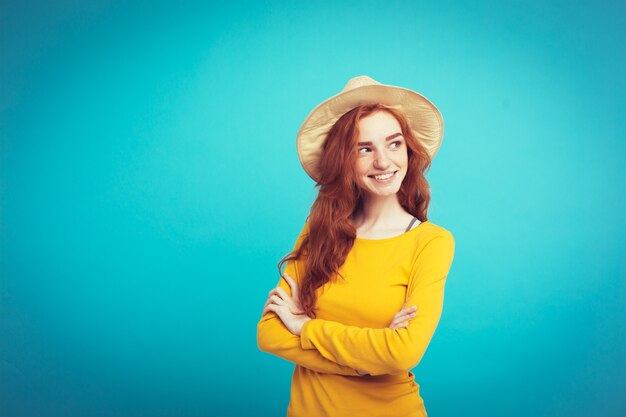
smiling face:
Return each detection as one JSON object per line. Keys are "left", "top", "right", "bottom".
{"left": 354, "top": 111, "right": 408, "bottom": 198}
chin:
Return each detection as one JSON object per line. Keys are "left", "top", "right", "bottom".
{"left": 365, "top": 186, "right": 402, "bottom": 198}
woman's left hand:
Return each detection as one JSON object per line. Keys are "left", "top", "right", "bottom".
{"left": 262, "top": 273, "right": 311, "bottom": 336}
{"left": 355, "top": 303, "right": 419, "bottom": 376}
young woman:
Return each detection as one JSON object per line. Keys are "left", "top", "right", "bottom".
{"left": 257, "top": 76, "right": 455, "bottom": 417}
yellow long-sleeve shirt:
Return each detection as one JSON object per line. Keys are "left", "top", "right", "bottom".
{"left": 257, "top": 220, "right": 455, "bottom": 417}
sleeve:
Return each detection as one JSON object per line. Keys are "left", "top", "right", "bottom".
{"left": 298, "top": 230, "right": 455, "bottom": 376}
{"left": 256, "top": 222, "right": 361, "bottom": 376}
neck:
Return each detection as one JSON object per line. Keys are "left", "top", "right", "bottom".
{"left": 354, "top": 193, "right": 409, "bottom": 229}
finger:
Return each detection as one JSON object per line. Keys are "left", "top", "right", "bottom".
{"left": 264, "top": 302, "right": 287, "bottom": 315}
{"left": 394, "top": 306, "right": 418, "bottom": 318}
{"left": 391, "top": 308, "right": 416, "bottom": 321}
{"left": 268, "top": 288, "right": 293, "bottom": 310}
{"left": 393, "top": 313, "right": 417, "bottom": 326}
{"left": 389, "top": 310, "right": 418, "bottom": 327}
{"left": 270, "top": 294, "right": 286, "bottom": 306}
{"left": 389, "top": 320, "right": 410, "bottom": 329}
{"left": 263, "top": 294, "right": 279, "bottom": 310}
{"left": 274, "top": 286, "right": 304, "bottom": 313}
{"left": 268, "top": 288, "right": 283, "bottom": 299}
{"left": 389, "top": 317, "right": 402, "bottom": 328}
{"left": 274, "top": 286, "right": 292, "bottom": 303}
{"left": 393, "top": 311, "right": 417, "bottom": 322}
{"left": 282, "top": 273, "right": 300, "bottom": 301}
{"left": 263, "top": 303, "right": 279, "bottom": 316}
{"left": 264, "top": 289, "right": 283, "bottom": 306}
{"left": 269, "top": 286, "right": 297, "bottom": 300}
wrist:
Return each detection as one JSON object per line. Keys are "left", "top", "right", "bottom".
{"left": 296, "top": 316, "right": 312, "bottom": 336}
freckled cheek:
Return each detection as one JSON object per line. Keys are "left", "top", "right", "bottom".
{"left": 355, "top": 161, "right": 370, "bottom": 177}
{"left": 397, "top": 156, "right": 408, "bottom": 170}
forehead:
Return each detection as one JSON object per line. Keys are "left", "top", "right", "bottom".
{"left": 357, "top": 111, "right": 402, "bottom": 141}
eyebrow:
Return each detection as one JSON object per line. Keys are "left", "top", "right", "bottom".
{"left": 357, "top": 132, "right": 403, "bottom": 146}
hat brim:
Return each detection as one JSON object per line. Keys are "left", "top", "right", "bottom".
{"left": 296, "top": 83, "right": 444, "bottom": 182}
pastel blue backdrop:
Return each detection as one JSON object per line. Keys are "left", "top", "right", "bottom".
{"left": 1, "top": 1, "right": 624, "bottom": 416}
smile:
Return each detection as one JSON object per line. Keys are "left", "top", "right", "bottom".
{"left": 368, "top": 171, "right": 398, "bottom": 182}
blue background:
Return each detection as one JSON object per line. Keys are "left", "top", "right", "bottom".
{"left": 2, "top": 1, "right": 624, "bottom": 416}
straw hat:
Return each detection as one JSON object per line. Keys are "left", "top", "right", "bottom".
{"left": 296, "top": 75, "right": 444, "bottom": 182}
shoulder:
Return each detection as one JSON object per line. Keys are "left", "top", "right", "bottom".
{"left": 407, "top": 222, "right": 455, "bottom": 279}
{"left": 421, "top": 221, "right": 454, "bottom": 241}
{"left": 416, "top": 221, "right": 455, "bottom": 254}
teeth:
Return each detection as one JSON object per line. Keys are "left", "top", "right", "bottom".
{"left": 373, "top": 172, "right": 394, "bottom": 180}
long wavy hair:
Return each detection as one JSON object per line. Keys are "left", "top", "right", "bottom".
{"left": 278, "top": 103, "right": 432, "bottom": 317}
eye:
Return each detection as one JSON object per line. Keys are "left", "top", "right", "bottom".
{"left": 357, "top": 147, "right": 371, "bottom": 154}
{"left": 390, "top": 140, "right": 403, "bottom": 149}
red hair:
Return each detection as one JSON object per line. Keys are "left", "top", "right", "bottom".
{"left": 279, "top": 104, "right": 432, "bottom": 317}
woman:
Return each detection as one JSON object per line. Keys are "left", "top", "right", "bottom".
{"left": 256, "top": 76, "right": 455, "bottom": 417}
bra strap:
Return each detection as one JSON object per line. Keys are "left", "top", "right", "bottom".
{"left": 405, "top": 216, "right": 418, "bottom": 232}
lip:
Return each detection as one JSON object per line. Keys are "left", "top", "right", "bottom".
{"left": 368, "top": 170, "right": 398, "bottom": 183}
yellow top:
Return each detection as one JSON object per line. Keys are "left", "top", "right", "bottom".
{"left": 257, "top": 220, "right": 455, "bottom": 417}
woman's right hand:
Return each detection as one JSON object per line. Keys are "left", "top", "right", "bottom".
{"left": 261, "top": 272, "right": 310, "bottom": 336}
{"left": 262, "top": 272, "right": 305, "bottom": 316}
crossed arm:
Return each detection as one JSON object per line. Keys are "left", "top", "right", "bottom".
{"left": 256, "top": 230, "right": 454, "bottom": 377}
{"left": 256, "top": 259, "right": 362, "bottom": 376}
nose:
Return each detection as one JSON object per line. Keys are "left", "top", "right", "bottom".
{"left": 373, "top": 149, "right": 391, "bottom": 170}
